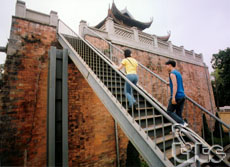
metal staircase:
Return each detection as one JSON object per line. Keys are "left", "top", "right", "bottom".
{"left": 57, "top": 20, "right": 230, "bottom": 167}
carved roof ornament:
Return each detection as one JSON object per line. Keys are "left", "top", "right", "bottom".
{"left": 95, "top": 2, "right": 153, "bottom": 31}
{"left": 157, "top": 31, "right": 171, "bottom": 42}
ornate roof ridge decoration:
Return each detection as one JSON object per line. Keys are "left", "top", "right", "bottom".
{"left": 120, "top": 7, "right": 134, "bottom": 20}
{"left": 95, "top": 2, "right": 153, "bottom": 31}
{"left": 157, "top": 31, "right": 171, "bottom": 42}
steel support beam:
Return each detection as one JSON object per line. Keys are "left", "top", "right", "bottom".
{"left": 47, "top": 47, "right": 68, "bottom": 167}
{"left": 62, "top": 49, "right": 69, "bottom": 167}
{"left": 48, "top": 46, "right": 56, "bottom": 166}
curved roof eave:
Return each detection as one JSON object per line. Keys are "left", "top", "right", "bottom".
{"left": 95, "top": 17, "right": 107, "bottom": 29}
{"left": 157, "top": 31, "right": 171, "bottom": 41}
{"left": 111, "top": 2, "right": 152, "bottom": 30}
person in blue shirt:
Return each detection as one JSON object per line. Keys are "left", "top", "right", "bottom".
{"left": 165, "top": 60, "right": 188, "bottom": 127}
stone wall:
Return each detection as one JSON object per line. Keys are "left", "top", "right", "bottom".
{"left": 85, "top": 34, "right": 216, "bottom": 134}
{"left": 0, "top": 17, "right": 57, "bottom": 166}
{"left": 68, "top": 59, "right": 128, "bottom": 166}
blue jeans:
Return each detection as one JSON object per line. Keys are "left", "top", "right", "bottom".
{"left": 167, "top": 97, "right": 185, "bottom": 124}
{"left": 124, "top": 74, "right": 138, "bottom": 108}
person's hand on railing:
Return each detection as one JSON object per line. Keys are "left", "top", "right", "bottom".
{"left": 112, "top": 61, "right": 118, "bottom": 68}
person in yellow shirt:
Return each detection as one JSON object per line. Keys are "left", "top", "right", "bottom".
{"left": 116, "top": 49, "right": 138, "bottom": 111}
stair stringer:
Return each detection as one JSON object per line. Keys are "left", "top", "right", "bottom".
{"left": 58, "top": 33, "right": 174, "bottom": 167}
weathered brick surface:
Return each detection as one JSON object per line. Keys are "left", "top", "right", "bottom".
{"left": 0, "top": 15, "right": 216, "bottom": 166}
{"left": 0, "top": 17, "right": 130, "bottom": 166}
{"left": 85, "top": 35, "right": 216, "bottom": 135}
{"left": 68, "top": 60, "right": 129, "bottom": 166}
{"left": 0, "top": 17, "right": 57, "bottom": 166}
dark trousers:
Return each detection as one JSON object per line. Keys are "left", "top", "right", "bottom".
{"left": 167, "top": 97, "right": 185, "bottom": 124}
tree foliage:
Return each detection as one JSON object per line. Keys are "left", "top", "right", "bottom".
{"left": 211, "top": 48, "right": 230, "bottom": 107}
{"left": 0, "top": 64, "right": 4, "bottom": 88}
{"left": 201, "top": 114, "right": 211, "bottom": 139}
{"left": 0, "top": 64, "right": 4, "bottom": 77}
{"left": 213, "top": 112, "right": 224, "bottom": 138}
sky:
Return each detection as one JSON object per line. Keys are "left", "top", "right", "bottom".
{"left": 0, "top": 0, "right": 230, "bottom": 72}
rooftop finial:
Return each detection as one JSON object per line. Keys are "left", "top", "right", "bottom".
{"left": 150, "top": 17, "right": 153, "bottom": 22}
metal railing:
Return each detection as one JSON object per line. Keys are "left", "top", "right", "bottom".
{"left": 58, "top": 20, "right": 230, "bottom": 166}
{"left": 58, "top": 19, "right": 177, "bottom": 167}
{"left": 83, "top": 25, "right": 230, "bottom": 150}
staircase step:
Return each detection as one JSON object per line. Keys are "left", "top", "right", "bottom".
{"left": 62, "top": 35, "right": 223, "bottom": 167}
{"left": 135, "top": 114, "right": 162, "bottom": 121}
{"left": 155, "top": 133, "right": 174, "bottom": 144}
{"left": 98, "top": 75, "right": 122, "bottom": 80}
{"left": 137, "top": 107, "right": 154, "bottom": 110}
{"left": 118, "top": 98, "right": 147, "bottom": 104}
{"left": 143, "top": 122, "right": 172, "bottom": 132}
{"left": 154, "top": 133, "right": 186, "bottom": 144}
{"left": 156, "top": 134, "right": 176, "bottom": 151}
{"left": 134, "top": 113, "right": 164, "bottom": 129}
{"left": 107, "top": 85, "right": 124, "bottom": 89}
{"left": 101, "top": 79, "right": 125, "bottom": 84}
{"left": 165, "top": 146, "right": 181, "bottom": 160}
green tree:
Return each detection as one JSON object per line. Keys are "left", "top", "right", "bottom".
{"left": 0, "top": 64, "right": 4, "bottom": 77}
{"left": 0, "top": 64, "right": 4, "bottom": 88}
{"left": 213, "top": 112, "right": 225, "bottom": 138}
{"left": 211, "top": 69, "right": 223, "bottom": 109}
{"left": 211, "top": 48, "right": 230, "bottom": 107}
{"left": 201, "top": 114, "right": 211, "bottom": 140}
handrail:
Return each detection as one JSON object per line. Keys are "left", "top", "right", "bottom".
{"left": 84, "top": 25, "right": 230, "bottom": 131}
{"left": 138, "top": 63, "right": 168, "bottom": 84}
{"left": 86, "top": 27, "right": 167, "bottom": 84}
{"left": 58, "top": 20, "right": 230, "bottom": 166}
{"left": 85, "top": 26, "right": 168, "bottom": 83}
{"left": 58, "top": 19, "right": 178, "bottom": 166}
{"left": 58, "top": 19, "right": 177, "bottom": 124}
{"left": 58, "top": 20, "right": 202, "bottom": 137}
{"left": 186, "top": 96, "right": 230, "bottom": 129}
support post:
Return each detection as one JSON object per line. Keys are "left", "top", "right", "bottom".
{"left": 79, "top": 20, "right": 87, "bottom": 38}
{"left": 132, "top": 27, "right": 139, "bottom": 42}
{"left": 181, "top": 46, "right": 185, "bottom": 56}
{"left": 48, "top": 46, "right": 56, "bottom": 166}
{"left": 105, "top": 17, "right": 115, "bottom": 37}
{"left": 191, "top": 50, "right": 195, "bottom": 59}
{"left": 15, "top": 0, "right": 26, "bottom": 18}
{"left": 50, "top": 11, "right": 58, "bottom": 26}
{"left": 48, "top": 47, "right": 68, "bottom": 166}
{"left": 153, "top": 35, "right": 158, "bottom": 47}
{"left": 115, "top": 120, "right": 120, "bottom": 167}
{"left": 168, "top": 41, "right": 173, "bottom": 53}
{"left": 62, "top": 49, "right": 69, "bottom": 167}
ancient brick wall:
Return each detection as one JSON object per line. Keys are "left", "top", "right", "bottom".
{"left": 0, "top": 17, "right": 130, "bottom": 166}
{"left": 0, "top": 14, "right": 216, "bottom": 166}
{"left": 85, "top": 35, "right": 216, "bottom": 134}
{"left": 0, "top": 17, "right": 57, "bottom": 166}
{"left": 68, "top": 59, "right": 129, "bottom": 166}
